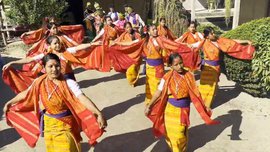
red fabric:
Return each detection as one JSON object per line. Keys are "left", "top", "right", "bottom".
{"left": 6, "top": 74, "right": 104, "bottom": 147}
{"left": 2, "top": 67, "right": 38, "bottom": 94}
{"left": 59, "top": 25, "right": 85, "bottom": 44}
{"left": 21, "top": 28, "right": 47, "bottom": 45}
{"left": 217, "top": 38, "right": 255, "bottom": 60}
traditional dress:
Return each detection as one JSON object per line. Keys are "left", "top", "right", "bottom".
{"left": 157, "top": 25, "right": 176, "bottom": 41}
{"left": 6, "top": 74, "right": 104, "bottom": 151}
{"left": 115, "top": 31, "right": 142, "bottom": 86}
{"left": 196, "top": 38, "right": 255, "bottom": 108}
{"left": 143, "top": 36, "right": 192, "bottom": 104}
{"left": 176, "top": 31, "right": 204, "bottom": 70}
{"left": 157, "top": 25, "right": 177, "bottom": 64}
{"left": 147, "top": 70, "right": 216, "bottom": 152}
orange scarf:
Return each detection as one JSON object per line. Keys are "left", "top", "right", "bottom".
{"left": 6, "top": 74, "right": 104, "bottom": 147}
{"left": 157, "top": 25, "right": 176, "bottom": 40}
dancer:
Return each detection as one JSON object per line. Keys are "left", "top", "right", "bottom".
{"left": 3, "top": 53, "right": 106, "bottom": 152}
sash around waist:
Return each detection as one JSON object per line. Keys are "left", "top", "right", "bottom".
{"left": 146, "top": 58, "right": 163, "bottom": 66}
{"left": 202, "top": 59, "right": 220, "bottom": 66}
{"left": 168, "top": 97, "right": 191, "bottom": 108}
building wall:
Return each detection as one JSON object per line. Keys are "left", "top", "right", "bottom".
{"left": 239, "top": 0, "right": 269, "bottom": 24}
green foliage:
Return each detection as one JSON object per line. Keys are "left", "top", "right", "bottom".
{"left": 153, "top": 0, "right": 187, "bottom": 37}
{"left": 5, "top": 0, "right": 68, "bottom": 28}
{"left": 225, "top": 0, "right": 231, "bottom": 26}
{"left": 222, "top": 17, "right": 270, "bottom": 97}
{"left": 197, "top": 23, "right": 224, "bottom": 36}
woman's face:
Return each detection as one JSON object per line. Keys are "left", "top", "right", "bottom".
{"left": 50, "top": 25, "right": 59, "bottom": 35}
{"left": 171, "top": 57, "right": 184, "bottom": 73}
{"left": 45, "top": 59, "right": 61, "bottom": 80}
{"left": 106, "top": 17, "right": 113, "bottom": 25}
{"left": 160, "top": 19, "right": 166, "bottom": 27}
{"left": 208, "top": 31, "right": 217, "bottom": 41}
{"left": 125, "top": 24, "right": 133, "bottom": 34}
{"left": 50, "top": 38, "right": 61, "bottom": 52}
{"left": 188, "top": 24, "right": 196, "bottom": 33}
{"left": 149, "top": 26, "right": 158, "bottom": 37}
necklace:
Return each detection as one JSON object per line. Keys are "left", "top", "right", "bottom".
{"left": 172, "top": 72, "right": 183, "bottom": 93}
{"left": 46, "top": 78, "right": 58, "bottom": 100}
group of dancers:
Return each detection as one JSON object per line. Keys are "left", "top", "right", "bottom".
{"left": 2, "top": 3, "right": 256, "bottom": 152}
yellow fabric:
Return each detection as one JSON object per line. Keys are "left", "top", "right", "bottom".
{"left": 199, "top": 65, "right": 219, "bottom": 108}
{"left": 126, "top": 64, "right": 140, "bottom": 86}
{"left": 44, "top": 115, "right": 81, "bottom": 152}
{"left": 164, "top": 102, "right": 188, "bottom": 152}
{"left": 145, "top": 64, "right": 161, "bottom": 104}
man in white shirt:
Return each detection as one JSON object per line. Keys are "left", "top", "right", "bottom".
{"left": 107, "top": 5, "right": 119, "bottom": 22}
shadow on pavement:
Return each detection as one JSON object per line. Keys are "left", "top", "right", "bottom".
{"left": 0, "top": 128, "right": 20, "bottom": 149}
{"left": 78, "top": 73, "right": 126, "bottom": 88}
{"left": 93, "top": 128, "right": 158, "bottom": 152}
{"left": 212, "top": 84, "right": 242, "bottom": 109}
{"left": 188, "top": 110, "right": 243, "bottom": 151}
{"left": 101, "top": 93, "right": 145, "bottom": 121}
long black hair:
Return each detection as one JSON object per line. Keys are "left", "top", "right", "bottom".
{"left": 168, "top": 53, "right": 183, "bottom": 66}
{"left": 203, "top": 27, "right": 214, "bottom": 38}
{"left": 42, "top": 53, "right": 60, "bottom": 67}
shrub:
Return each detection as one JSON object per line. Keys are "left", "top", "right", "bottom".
{"left": 197, "top": 23, "right": 224, "bottom": 36}
{"left": 5, "top": 0, "right": 68, "bottom": 28}
{"left": 222, "top": 17, "right": 270, "bottom": 97}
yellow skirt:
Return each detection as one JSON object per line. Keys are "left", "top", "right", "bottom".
{"left": 44, "top": 115, "right": 81, "bottom": 152}
{"left": 164, "top": 102, "right": 188, "bottom": 152}
{"left": 199, "top": 65, "right": 219, "bottom": 108}
{"left": 126, "top": 64, "right": 140, "bottom": 86}
{"left": 145, "top": 64, "right": 162, "bottom": 104}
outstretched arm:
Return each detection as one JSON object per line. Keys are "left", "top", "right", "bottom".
{"left": 92, "top": 28, "right": 105, "bottom": 42}
{"left": 67, "top": 41, "right": 102, "bottom": 53}
{"left": 2, "top": 56, "right": 36, "bottom": 71}
{"left": 233, "top": 39, "right": 252, "bottom": 45}
{"left": 3, "top": 89, "right": 29, "bottom": 115}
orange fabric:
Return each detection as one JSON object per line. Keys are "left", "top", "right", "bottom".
{"left": 168, "top": 73, "right": 189, "bottom": 99}
{"left": 217, "top": 38, "right": 255, "bottom": 60}
{"left": 157, "top": 25, "right": 176, "bottom": 40}
{"left": 59, "top": 25, "right": 85, "bottom": 44}
{"left": 109, "top": 39, "right": 145, "bottom": 72}
{"left": 177, "top": 32, "right": 202, "bottom": 44}
{"left": 6, "top": 74, "right": 104, "bottom": 147}
{"left": 115, "top": 31, "right": 141, "bottom": 42}
{"left": 3, "top": 50, "right": 76, "bottom": 94}
{"left": 2, "top": 67, "right": 38, "bottom": 94}
{"left": 151, "top": 36, "right": 198, "bottom": 70}
{"left": 21, "top": 28, "right": 47, "bottom": 45}
{"left": 147, "top": 70, "right": 216, "bottom": 137}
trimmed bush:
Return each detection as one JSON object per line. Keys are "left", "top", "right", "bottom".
{"left": 197, "top": 23, "right": 224, "bottom": 37}
{"left": 222, "top": 17, "right": 270, "bottom": 97}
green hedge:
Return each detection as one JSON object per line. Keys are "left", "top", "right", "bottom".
{"left": 222, "top": 17, "right": 270, "bottom": 97}
{"left": 197, "top": 19, "right": 270, "bottom": 97}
